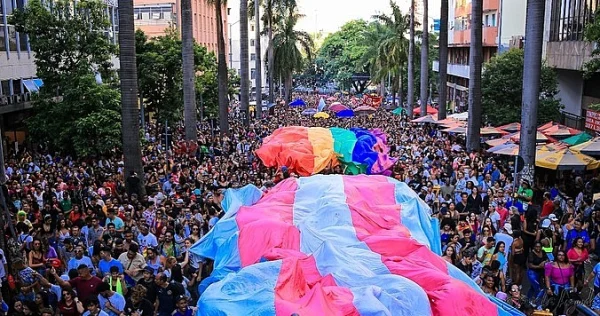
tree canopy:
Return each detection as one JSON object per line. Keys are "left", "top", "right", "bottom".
{"left": 11, "top": 0, "right": 122, "bottom": 157}
{"left": 482, "top": 49, "right": 562, "bottom": 126}
{"left": 584, "top": 9, "right": 600, "bottom": 77}
{"left": 315, "top": 19, "right": 372, "bottom": 87}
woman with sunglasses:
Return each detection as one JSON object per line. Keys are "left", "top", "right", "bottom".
{"left": 57, "top": 289, "right": 83, "bottom": 316}
{"left": 544, "top": 250, "right": 575, "bottom": 296}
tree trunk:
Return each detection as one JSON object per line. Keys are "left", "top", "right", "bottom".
{"left": 117, "top": 0, "right": 144, "bottom": 195}
{"left": 398, "top": 71, "right": 403, "bottom": 107}
{"left": 391, "top": 81, "right": 397, "bottom": 108}
{"left": 519, "top": 0, "right": 545, "bottom": 182}
{"left": 438, "top": 0, "right": 449, "bottom": 120}
{"left": 284, "top": 73, "right": 292, "bottom": 103}
{"left": 255, "top": 0, "right": 262, "bottom": 119}
{"left": 268, "top": 13, "right": 275, "bottom": 104}
{"left": 181, "top": 0, "right": 197, "bottom": 141}
{"left": 467, "top": 0, "right": 483, "bottom": 151}
{"left": 215, "top": 0, "right": 229, "bottom": 135}
{"left": 240, "top": 0, "right": 250, "bottom": 126}
{"left": 420, "top": 0, "right": 429, "bottom": 117}
{"left": 407, "top": 0, "right": 415, "bottom": 117}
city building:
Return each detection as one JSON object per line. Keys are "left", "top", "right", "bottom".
{"left": 433, "top": 0, "right": 500, "bottom": 111}
{"left": 543, "top": 0, "right": 600, "bottom": 130}
{"left": 226, "top": 1, "right": 268, "bottom": 100}
{"left": 0, "top": 0, "right": 119, "bottom": 146}
{"left": 133, "top": 0, "right": 228, "bottom": 54}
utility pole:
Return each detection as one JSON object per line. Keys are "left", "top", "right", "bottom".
{"left": 407, "top": 0, "right": 415, "bottom": 118}
{"left": 255, "top": 0, "right": 263, "bottom": 120}
{"left": 420, "top": 0, "right": 429, "bottom": 117}
{"left": 519, "top": 0, "right": 546, "bottom": 182}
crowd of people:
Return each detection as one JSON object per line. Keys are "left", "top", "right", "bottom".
{"left": 0, "top": 93, "right": 598, "bottom": 316}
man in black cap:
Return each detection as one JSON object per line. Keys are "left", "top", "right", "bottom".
{"left": 137, "top": 266, "right": 158, "bottom": 303}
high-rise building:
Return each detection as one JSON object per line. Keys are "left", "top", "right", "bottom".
{"left": 226, "top": 1, "right": 268, "bottom": 100}
{"left": 133, "top": 0, "right": 228, "bottom": 54}
{"left": 543, "top": 0, "right": 600, "bottom": 130}
{"left": 433, "top": 0, "right": 499, "bottom": 112}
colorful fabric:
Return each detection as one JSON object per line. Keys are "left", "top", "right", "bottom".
{"left": 191, "top": 175, "right": 522, "bottom": 316}
{"left": 256, "top": 127, "right": 397, "bottom": 176}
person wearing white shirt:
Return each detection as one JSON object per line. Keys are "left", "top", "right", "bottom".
{"left": 137, "top": 225, "right": 158, "bottom": 252}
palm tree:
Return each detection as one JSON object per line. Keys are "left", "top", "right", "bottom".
{"left": 370, "top": 1, "right": 410, "bottom": 108}
{"left": 437, "top": 0, "right": 448, "bottom": 120}
{"left": 254, "top": 0, "right": 263, "bottom": 119}
{"left": 181, "top": 0, "right": 197, "bottom": 141}
{"left": 407, "top": 0, "right": 415, "bottom": 117}
{"left": 419, "top": 0, "right": 429, "bottom": 117}
{"left": 467, "top": 0, "right": 483, "bottom": 151}
{"left": 117, "top": 0, "right": 144, "bottom": 194}
{"left": 240, "top": 0, "right": 250, "bottom": 126}
{"left": 519, "top": 0, "right": 546, "bottom": 180}
{"left": 271, "top": 3, "right": 313, "bottom": 103}
{"left": 207, "top": 0, "right": 229, "bottom": 135}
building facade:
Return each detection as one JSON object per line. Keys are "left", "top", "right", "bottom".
{"left": 226, "top": 0, "right": 268, "bottom": 100}
{"left": 543, "top": 0, "right": 600, "bottom": 129}
{"left": 433, "top": 0, "right": 499, "bottom": 112}
{"left": 133, "top": 0, "right": 228, "bottom": 54}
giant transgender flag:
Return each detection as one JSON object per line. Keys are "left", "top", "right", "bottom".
{"left": 191, "top": 175, "right": 522, "bottom": 316}
{"left": 256, "top": 126, "right": 397, "bottom": 176}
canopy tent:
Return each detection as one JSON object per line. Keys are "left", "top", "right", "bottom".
{"left": 509, "top": 131, "right": 553, "bottom": 143}
{"left": 392, "top": 107, "right": 406, "bottom": 116}
{"left": 487, "top": 143, "right": 519, "bottom": 156}
{"left": 336, "top": 109, "right": 355, "bottom": 118}
{"left": 571, "top": 137, "right": 600, "bottom": 156}
{"left": 329, "top": 103, "right": 349, "bottom": 112}
{"left": 535, "top": 149, "right": 600, "bottom": 170}
{"left": 413, "top": 105, "right": 438, "bottom": 115}
{"left": 540, "top": 125, "right": 581, "bottom": 137}
{"left": 480, "top": 127, "right": 508, "bottom": 135}
{"left": 442, "top": 126, "right": 467, "bottom": 134}
{"left": 538, "top": 121, "right": 568, "bottom": 131}
{"left": 289, "top": 99, "right": 307, "bottom": 107}
{"left": 449, "top": 112, "right": 468, "bottom": 121}
{"left": 301, "top": 108, "right": 317, "bottom": 116}
{"left": 435, "top": 117, "right": 458, "bottom": 125}
{"left": 411, "top": 115, "right": 438, "bottom": 124}
{"left": 497, "top": 122, "right": 521, "bottom": 132}
{"left": 562, "top": 132, "right": 592, "bottom": 146}
{"left": 313, "top": 112, "right": 330, "bottom": 119}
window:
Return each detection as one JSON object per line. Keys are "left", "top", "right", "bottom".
{"left": 251, "top": 24, "right": 254, "bottom": 31}
{"left": 250, "top": 53, "right": 256, "bottom": 61}
{"left": 19, "top": 34, "right": 27, "bottom": 51}
{"left": 1, "top": 81, "right": 10, "bottom": 96}
{"left": 227, "top": 8, "right": 231, "bottom": 15}
{"left": 491, "top": 14, "right": 496, "bottom": 26}
{"left": 8, "top": 26, "right": 17, "bottom": 51}
{"left": 251, "top": 68, "right": 256, "bottom": 80}
{"left": 550, "top": 0, "right": 599, "bottom": 41}
{"left": 12, "top": 79, "right": 21, "bottom": 95}
{"left": 0, "top": 26, "right": 5, "bottom": 52}
{"left": 250, "top": 39, "right": 255, "bottom": 46}
{"left": 484, "top": 14, "right": 489, "bottom": 26}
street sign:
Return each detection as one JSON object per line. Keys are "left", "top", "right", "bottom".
{"left": 585, "top": 109, "right": 600, "bottom": 132}
{"left": 433, "top": 19, "right": 441, "bottom": 32}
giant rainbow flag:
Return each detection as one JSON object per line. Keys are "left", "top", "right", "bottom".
{"left": 191, "top": 175, "right": 522, "bottom": 316}
{"left": 256, "top": 126, "right": 397, "bottom": 176}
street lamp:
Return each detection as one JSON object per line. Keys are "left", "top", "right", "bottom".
{"left": 229, "top": 20, "right": 240, "bottom": 69}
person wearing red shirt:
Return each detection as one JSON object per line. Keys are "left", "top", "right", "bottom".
{"left": 541, "top": 192, "right": 554, "bottom": 217}
{"left": 52, "top": 265, "right": 103, "bottom": 302}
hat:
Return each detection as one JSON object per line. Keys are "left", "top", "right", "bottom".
{"left": 548, "top": 214, "right": 558, "bottom": 221}
{"left": 503, "top": 223, "right": 513, "bottom": 234}
{"left": 176, "top": 199, "right": 184, "bottom": 204}
{"left": 143, "top": 266, "right": 155, "bottom": 274}
{"left": 281, "top": 166, "right": 288, "bottom": 172}
{"left": 44, "top": 214, "right": 52, "bottom": 220}
{"left": 17, "top": 210, "right": 26, "bottom": 217}
{"left": 541, "top": 218, "right": 551, "bottom": 228}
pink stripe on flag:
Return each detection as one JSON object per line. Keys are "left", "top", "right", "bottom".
{"left": 342, "top": 176, "right": 499, "bottom": 316}
{"left": 265, "top": 250, "right": 360, "bottom": 316}
{"left": 236, "top": 179, "right": 300, "bottom": 267}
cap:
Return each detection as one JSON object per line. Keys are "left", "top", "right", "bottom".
{"left": 503, "top": 223, "right": 513, "bottom": 234}
{"left": 17, "top": 210, "right": 26, "bottom": 217}
{"left": 548, "top": 214, "right": 558, "bottom": 221}
{"left": 143, "top": 266, "right": 155, "bottom": 274}
{"left": 176, "top": 199, "right": 184, "bottom": 204}
{"left": 541, "top": 218, "right": 551, "bottom": 228}
{"left": 44, "top": 214, "right": 52, "bottom": 220}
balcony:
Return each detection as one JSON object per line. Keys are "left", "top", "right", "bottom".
{"left": 433, "top": 61, "right": 470, "bottom": 79}
{"left": 483, "top": 26, "right": 498, "bottom": 46}
{"left": 452, "top": 27, "right": 497, "bottom": 47}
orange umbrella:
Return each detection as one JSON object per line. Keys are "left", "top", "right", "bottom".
{"left": 480, "top": 127, "right": 509, "bottom": 135}
{"left": 413, "top": 105, "right": 438, "bottom": 115}
{"left": 540, "top": 125, "right": 580, "bottom": 137}
{"left": 497, "top": 122, "right": 521, "bottom": 132}
{"left": 486, "top": 137, "right": 513, "bottom": 147}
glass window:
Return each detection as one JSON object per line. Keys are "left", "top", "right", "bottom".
{"left": 250, "top": 53, "right": 255, "bottom": 61}
{"left": 19, "top": 33, "right": 27, "bottom": 51}
{"left": 4, "top": 0, "right": 13, "bottom": 14}
{"left": 250, "top": 39, "right": 255, "bottom": 46}
{"left": 491, "top": 14, "right": 496, "bottom": 26}
{"left": 16, "top": 0, "right": 23, "bottom": 10}
{"left": 0, "top": 26, "right": 5, "bottom": 52}
{"left": 251, "top": 68, "right": 256, "bottom": 80}
{"left": 8, "top": 26, "right": 17, "bottom": 51}
{"left": 12, "top": 79, "right": 21, "bottom": 94}
{"left": 1, "top": 80, "right": 9, "bottom": 96}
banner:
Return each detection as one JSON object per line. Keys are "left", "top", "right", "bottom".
{"left": 363, "top": 95, "right": 383, "bottom": 108}
{"left": 586, "top": 109, "right": 600, "bottom": 132}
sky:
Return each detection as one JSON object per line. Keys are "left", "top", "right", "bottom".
{"left": 296, "top": 0, "right": 442, "bottom": 34}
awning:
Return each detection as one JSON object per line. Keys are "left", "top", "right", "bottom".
{"left": 23, "top": 79, "right": 39, "bottom": 93}
{"left": 33, "top": 79, "right": 43, "bottom": 88}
